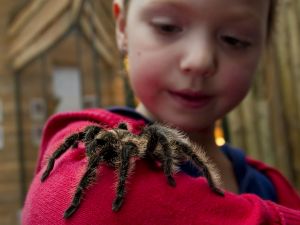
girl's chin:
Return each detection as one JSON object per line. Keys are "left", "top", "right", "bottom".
{"left": 137, "top": 104, "right": 216, "bottom": 131}
{"left": 159, "top": 117, "right": 214, "bottom": 132}
{"left": 176, "top": 124, "right": 213, "bottom": 133}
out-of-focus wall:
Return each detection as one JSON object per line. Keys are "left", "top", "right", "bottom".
{"left": 227, "top": 0, "right": 300, "bottom": 190}
{"left": 0, "top": 1, "right": 22, "bottom": 225}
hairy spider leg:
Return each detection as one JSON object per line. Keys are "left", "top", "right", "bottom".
{"left": 143, "top": 126, "right": 159, "bottom": 165}
{"left": 112, "top": 142, "right": 138, "bottom": 211}
{"left": 83, "top": 125, "right": 102, "bottom": 143}
{"left": 175, "top": 141, "right": 224, "bottom": 196}
{"left": 41, "top": 132, "right": 85, "bottom": 182}
{"left": 65, "top": 130, "right": 124, "bottom": 218}
{"left": 117, "top": 122, "right": 129, "bottom": 130}
{"left": 64, "top": 154, "right": 104, "bottom": 218}
{"left": 145, "top": 126, "right": 176, "bottom": 186}
{"left": 83, "top": 126, "right": 104, "bottom": 157}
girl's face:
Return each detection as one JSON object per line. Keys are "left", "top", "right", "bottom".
{"left": 116, "top": 0, "right": 269, "bottom": 131}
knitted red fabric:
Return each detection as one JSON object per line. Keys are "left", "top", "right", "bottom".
{"left": 247, "top": 157, "right": 300, "bottom": 210}
{"left": 22, "top": 109, "right": 300, "bottom": 225}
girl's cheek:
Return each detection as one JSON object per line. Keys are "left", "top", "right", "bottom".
{"left": 229, "top": 76, "right": 253, "bottom": 105}
{"left": 220, "top": 62, "right": 255, "bottom": 96}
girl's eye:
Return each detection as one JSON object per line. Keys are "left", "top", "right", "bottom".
{"left": 221, "top": 36, "right": 251, "bottom": 49}
{"left": 153, "top": 23, "right": 182, "bottom": 34}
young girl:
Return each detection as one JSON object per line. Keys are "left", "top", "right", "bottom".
{"left": 22, "top": 0, "right": 300, "bottom": 224}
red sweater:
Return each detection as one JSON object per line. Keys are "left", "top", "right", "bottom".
{"left": 22, "top": 109, "right": 300, "bottom": 225}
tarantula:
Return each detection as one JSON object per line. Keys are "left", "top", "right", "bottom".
{"left": 41, "top": 122, "right": 224, "bottom": 218}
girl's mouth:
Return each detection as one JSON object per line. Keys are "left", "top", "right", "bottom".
{"left": 168, "top": 90, "right": 212, "bottom": 109}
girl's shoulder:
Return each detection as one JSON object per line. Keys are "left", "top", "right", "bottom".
{"left": 22, "top": 109, "right": 300, "bottom": 224}
{"left": 221, "top": 144, "right": 277, "bottom": 201}
{"left": 222, "top": 144, "right": 300, "bottom": 209}
{"left": 23, "top": 140, "right": 300, "bottom": 225}
{"left": 245, "top": 154, "right": 300, "bottom": 210}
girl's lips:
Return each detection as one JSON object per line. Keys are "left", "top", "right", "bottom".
{"left": 168, "top": 90, "right": 212, "bottom": 109}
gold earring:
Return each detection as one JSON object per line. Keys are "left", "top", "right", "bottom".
{"left": 123, "top": 55, "right": 130, "bottom": 73}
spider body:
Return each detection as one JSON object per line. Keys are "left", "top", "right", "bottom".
{"left": 41, "top": 122, "right": 224, "bottom": 218}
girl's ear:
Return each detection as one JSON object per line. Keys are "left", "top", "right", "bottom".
{"left": 113, "top": 1, "right": 127, "bottom": 52}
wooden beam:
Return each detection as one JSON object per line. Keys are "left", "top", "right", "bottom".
{"left": 71, "top": 0, "right": 85, "bottom": 19}
{"left": 8, "top": 0, "right": 47, "bottom": 37}
{"left": 12, "top": 10, "right": 73, "bottom": 71}
{"left": 266, "top": 46, "right": 292, "bottom": 179}
{"left": 9, "top": 0, "right": 71, "bottom": 58}
{"left": 94, "top": 0, "right": 116, "bottom": 34}
{"left": 83, "top": 2, "right": 115, "bottom": 50}
{"left": 284, "top": 0, "right": 300, "bottom": 188}
{"left": 79, "top": 15, "right": 116, "bottom": 66}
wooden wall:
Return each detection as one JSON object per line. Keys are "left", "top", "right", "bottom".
{"left": 17, "top": 7, "right": 124, "bottom": 195}
{"left": 227, "top": 0, "right": 300, "bottom": 190}
{"left": 0, "top": 1, "right": 22, "bottom": 225}
{"left": 0, "top": 1, "right": 124, "bottom": 225}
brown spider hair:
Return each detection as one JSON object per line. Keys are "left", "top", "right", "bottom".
{"left": 41, "top": 122, "right": 224, "bottom": 218}
{"left": 122, "top": 0, "right": 278, "bottom": 40}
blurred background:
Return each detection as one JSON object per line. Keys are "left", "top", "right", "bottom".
{"left": 0, "top": 0, "right": 299, "bottom": 224}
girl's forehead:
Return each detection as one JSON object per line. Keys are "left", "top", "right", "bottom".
{"left": 127, "top": 0, "right": 269, "bottom": 10}
{"left": 128, "top": 0, "right": 269, "bottom": 19}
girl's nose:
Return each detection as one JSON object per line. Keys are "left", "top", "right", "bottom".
{"left": 180, "top": 36, "right": 217, "bottom": 78}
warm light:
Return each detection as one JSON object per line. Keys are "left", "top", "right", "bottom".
{"left": 214, "top": 120, "right": 226, "bottom": 146}
{"left": 216, "top": 137, "right": 226, "bottom": 146}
